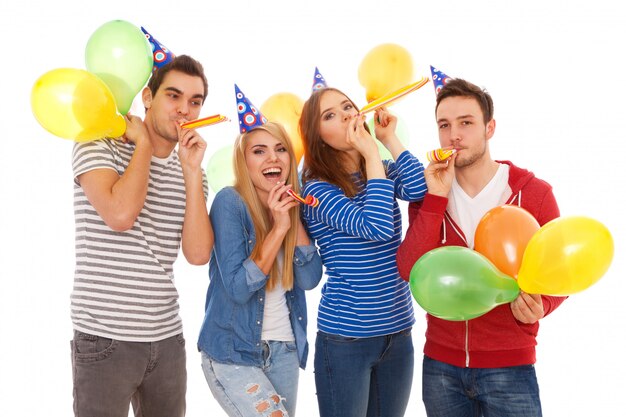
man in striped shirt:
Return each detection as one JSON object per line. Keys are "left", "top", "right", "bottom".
{"left": 70, "top": 55, "right": 214, "bottom": 417}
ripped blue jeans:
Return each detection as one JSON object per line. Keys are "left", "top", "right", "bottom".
{"left": 201, "top": 341, "right": 299, "bottom": 416}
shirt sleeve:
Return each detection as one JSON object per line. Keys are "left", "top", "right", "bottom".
{"left": 302, "top": 179, "right": 396, "bottom": 242}
{"left": 293, "top": 244, "right": 323, "bottom": 291}
{"left": 210, "top": 189, "right": 268, "bottom": 304}
{"left": 396, "top": 193, "right": 449, "bottom": 281}
{"left": 72, "top": 139, "right": 121, "bottom": 184}
{"left": 384, "top": 150, "right": 427, "bottom": 202}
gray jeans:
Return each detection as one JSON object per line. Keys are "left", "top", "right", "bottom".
{"left": 70, "top": 330, "right": 187, "bottom": 417}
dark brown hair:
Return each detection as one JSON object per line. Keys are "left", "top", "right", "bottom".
{"left": 436, "top": 78, "right": 494, "bottom": 124}
{"left": 147, "top": 55, "right": 208, "bottom": 102}
{"left": 299, "top": 87, "right": 368, "bottom": 197}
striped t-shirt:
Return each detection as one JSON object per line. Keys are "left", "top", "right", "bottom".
{"left": 302, "top": 151, "right": 426, "bottom": 338}
{"left": 71, "top": 139, "right": 208, "bottom": 342}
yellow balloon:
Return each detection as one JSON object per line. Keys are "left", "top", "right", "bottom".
{"left": 31, "top": 68, "right": 126, "bottom": 142}
{"left": 260, "top": 93, "right": 305, "bottom": 164}
{"left": 358, "top": 43, "right": 414, "bottom": 102}
{"left": 517, "top": 216, "right": 614, "bottom": 295}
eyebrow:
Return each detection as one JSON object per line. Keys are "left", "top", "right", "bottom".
{"left": 164, "top": 87, "right": 204, "bottom": 100}
{"left": 321, "top": 99, "right": 352, "bottom": 117}
{"left": 437, "top": 114, "right": 475, "bottom": 123}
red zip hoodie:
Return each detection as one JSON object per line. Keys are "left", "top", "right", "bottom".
{"left": 397, "top": 161, "right": 567, "bottom": 368}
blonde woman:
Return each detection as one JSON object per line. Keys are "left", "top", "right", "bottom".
{"left": 198, "top": 86, "right": 322, "bottom": 417}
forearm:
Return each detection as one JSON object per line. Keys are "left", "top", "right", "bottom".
{"left": 181, "top": 167, "right": 213, "bottom": 265}
{"left": 87, "top": 142, "right": 152, "bottom": 230}
{"left": 364, "top": 155, "right": 386, "bottom": 180}
{"left": 384, "top": 135, "right": 406, "bottom": 161}
{"left": 252, "top": 226, "right": 288, "bottom": 275}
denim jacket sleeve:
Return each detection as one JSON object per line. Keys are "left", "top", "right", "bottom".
{"left": 209, "top": 188, "right": 268, "bottom": 304}
{"left": 293, "top": 244, "right": 323, "bottom": 291}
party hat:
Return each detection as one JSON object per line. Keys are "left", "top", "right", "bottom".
{"left": 141, "top": 27, "right": 175, "bottom": 72}
{"left": 235, "top": 84, "right": 267, "bottom": 133}
{"left": 312, "top": 67, "right": 328, "bottom": 92}
{"left": 430, "top": 66, "right": 452, "bottom": 95}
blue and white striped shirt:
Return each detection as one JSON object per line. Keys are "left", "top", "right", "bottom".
{"left": 302, "top": 151, "right": 427, "bottom": 337}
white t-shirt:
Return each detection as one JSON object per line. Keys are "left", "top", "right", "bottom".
{"left": 449, "top": 164, "right": 510, "bottom": 249}
{"left": 261, "top": 252, "right": 295, "bottom": 342}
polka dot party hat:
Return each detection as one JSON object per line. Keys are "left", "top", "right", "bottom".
{"left": 430, "top": 65, "right": 452, "bottom": 95}
{"left": 141, "top": 27, "right": 174, "bottom": 72}
{"left": 312, "top": 67, "right": 328, "bottom": 92}
{"left": 234, "top": 84, "right": 267, "bottom": 133}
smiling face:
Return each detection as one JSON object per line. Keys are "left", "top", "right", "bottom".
{"left": 244, "top": 129, "right": 291, "bottom": 201}
{"left": 318, "top": 89, "right": 360, "bottom": 152}
{"left": 143, "top": 70, "right": 205, "bottom": 143}
{"left": 436, "top": 96, "right": 495, "bottom": 168}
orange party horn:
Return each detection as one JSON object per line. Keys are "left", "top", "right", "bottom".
{"left": 180, "top": 114, "right": 229, "bottom": 129}
{"left": 286, "top": 189, "right": 319, "bottom": 207}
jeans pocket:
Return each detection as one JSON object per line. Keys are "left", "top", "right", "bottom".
{"left": 284, "top": 341, "right": 297, "bottom": 352}
{"left": 320, "top": 331, "right": 359, "bottom": 343}
{"left": 176, "top": 333, "right": 186, "bottom": 347}
{"left": 73, "top": 331, "right": 118, "bottom": 363}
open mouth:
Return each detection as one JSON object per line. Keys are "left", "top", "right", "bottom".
{"left": 262, "top": 167, "right": 282, "bottom": 180}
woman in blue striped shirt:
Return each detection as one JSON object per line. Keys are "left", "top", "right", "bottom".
{"left": 299, "top": 87, "right": 427, "bottom": 417}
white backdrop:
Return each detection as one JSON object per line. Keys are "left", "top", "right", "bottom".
{"left": 1, "top": 1, "right": 624, "bottom": 415}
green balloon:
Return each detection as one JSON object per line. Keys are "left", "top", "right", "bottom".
{"left": 409, "top": 246, "right": 520, "bottom": 321}
{"left": 206, "top": 146, "right": 235, "bottom": 193}
{"left": 85, "top": 20, "right": 153, "bottom": 115}
{"left": 367, "top": 112, "right": 410, "bottom": 160}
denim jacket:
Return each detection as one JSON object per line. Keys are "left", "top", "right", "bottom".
{"left": 197, "top": 187, "right": 323, "bottom": 369}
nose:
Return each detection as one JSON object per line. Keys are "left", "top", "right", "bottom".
{"left": 177, "top": 101, "right": 189, "bottom": 116}
{"left": 268, "top": 150, "right": 279, "bottom": 161}
{"left": 341, "top": 110, "right": 352, "bottom": 122}
{"left": 449, "top": 125, "right": 461, "bottom": 144}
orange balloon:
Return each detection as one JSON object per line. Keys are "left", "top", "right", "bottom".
{"left": 260, "top": 93, "right": 304, "bottom": 164}
{"left": 474, "top": 205, "right": 540, "bottom": 278}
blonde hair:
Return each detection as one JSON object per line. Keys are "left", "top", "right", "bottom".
{"left": 233, "top": 122, "right": 300, "bottom": 291}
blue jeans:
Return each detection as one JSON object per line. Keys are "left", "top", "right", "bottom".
{"left": 422, "top": 356, "right": 542, "bottom": 417}
{"left": 314, "top": 329, "right": 414, "bottom": 417}
{"left": 201, "top": 340, "right": 300, "bottom": 416}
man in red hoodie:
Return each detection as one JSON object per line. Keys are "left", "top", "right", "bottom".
{"left": 396, "top": 78, "right": 566, "bottom": 417}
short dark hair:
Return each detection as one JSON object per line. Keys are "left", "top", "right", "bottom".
{"left": 436, "top": 78, "right": 494, "bottom": 124}
{"left": 147, "top": 55, "right": 208, "bottom": 102}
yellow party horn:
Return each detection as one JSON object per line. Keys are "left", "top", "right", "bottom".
{"left": 426, "top": 148, "right": 456, "bottom": 162}
{"left": 359, "top": 77, "right": 430, "bottom": 115}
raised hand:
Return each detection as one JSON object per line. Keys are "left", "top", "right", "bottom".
{"left": 176, "top": 123, "right": 207, "bottom": 170}
{"left": 122, "top": 113, "right": 150, "bottom": 148}
{"left": 268, "top": 182, "right": 299, "bottom": 234}
{"left": 346, "top": 114, "right": 380, "bottom": 161}
{"left": 425, "top": 153, "right": 456, "bottom": 197}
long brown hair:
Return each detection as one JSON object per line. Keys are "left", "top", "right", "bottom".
{"left": 299, "top": 88, "right": 368, "bottom": 197}
{"left": 232, "top": 122, "right": 299, "bottom": 291}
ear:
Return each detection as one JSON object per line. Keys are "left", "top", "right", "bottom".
{"left": 486, "top": 119, "right": 496, "bottom": 140}
{"left": 142, "top": 87, "right": 153, "bottom": 110}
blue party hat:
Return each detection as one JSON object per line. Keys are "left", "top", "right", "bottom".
{"left": 141, "top": 27, "right": 175, "bottom": 72}
{"left": 235, "top": 84, "right": 267, "bottom": 133}
{"left": 312, "top": 67, "right": 328, "bottom": 92}
{"left": 430, "top": 66, "right": 452, "bottom": 95}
